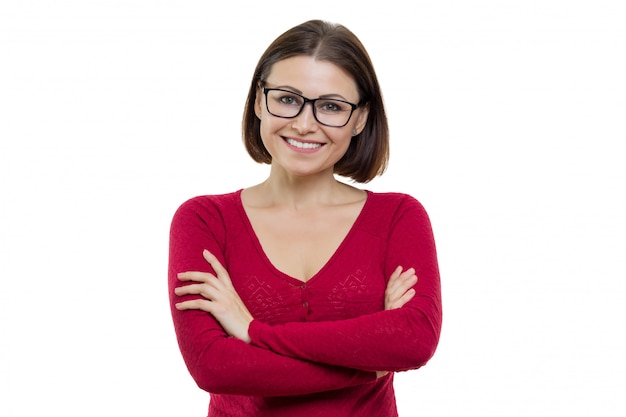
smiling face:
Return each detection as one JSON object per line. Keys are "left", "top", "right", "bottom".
{"left": 254, "top": 55, "right": 369, "bottom": 179}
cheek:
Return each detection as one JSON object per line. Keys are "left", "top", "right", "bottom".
{"left": 329, "top": 131, "right": 354, "bottom": 149}
{"left": 260, "top": 114, "right": 292, "bottom": 137}
{"left": 258, "top": 117, "right": 287, "bottom": 152}
{"left": 259, "top": 116, "right": 276, "bottom": 139}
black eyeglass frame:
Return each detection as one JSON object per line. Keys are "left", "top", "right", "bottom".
{"left": 261, "top": 86, "right": 361, "bottom": 128}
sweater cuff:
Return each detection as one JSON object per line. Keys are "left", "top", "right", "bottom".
{"left": 248, "top": 319, "right": 270, "bottom": 348}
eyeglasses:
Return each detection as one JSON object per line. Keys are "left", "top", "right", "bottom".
{"left": 262, "top": 87, "right": 360, "bottom": 128}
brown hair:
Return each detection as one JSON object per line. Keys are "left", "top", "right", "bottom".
{"left": 242, "top": 20, "right": 389, "bottom": 183}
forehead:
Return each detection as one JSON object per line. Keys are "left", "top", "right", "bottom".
{"left": 266, "top": 56, "right": 359, "bottom": 99}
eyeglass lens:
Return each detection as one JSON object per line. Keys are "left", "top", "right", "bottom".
{"left": 265, "top": 89, "right": 355, "bottom": 127}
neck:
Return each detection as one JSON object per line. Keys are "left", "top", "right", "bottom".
{"left": 249, "top": 166, "right": 362, "bottom": 210}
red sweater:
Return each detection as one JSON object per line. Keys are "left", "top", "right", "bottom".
{"left": 168, "top": 190, "right": 442, "bottom": 417}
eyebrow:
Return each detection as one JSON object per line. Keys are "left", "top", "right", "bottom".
{"left": 264, "top": 82, "right": 352, "bottom": 102}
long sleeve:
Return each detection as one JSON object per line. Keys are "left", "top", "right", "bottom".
{"left": 248, "top": 194, "right": 442, "bottom": 372}
{"left": 168, "top": 196, "right": 375, "bottom": 397}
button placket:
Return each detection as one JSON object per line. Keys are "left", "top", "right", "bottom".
{"left": 300, "top": 283, "right": 310, "bottom": 321}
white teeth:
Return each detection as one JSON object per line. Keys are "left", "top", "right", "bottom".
{"left": 286, "top": 138, "right": 322, "bottom": 149}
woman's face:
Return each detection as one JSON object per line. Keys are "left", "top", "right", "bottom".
{"left": 254, "top": 55, "right": 369, "bottom": 179}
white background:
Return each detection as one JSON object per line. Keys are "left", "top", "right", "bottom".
{"left": 1, "top": 1, "right": 625, "bottom": 416}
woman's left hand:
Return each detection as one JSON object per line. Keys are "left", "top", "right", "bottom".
{"left": 175, "top": 249, "right": 253, "bottom": 343}
{"left": 384, "top": 266, "right": 417, "bottom": 310}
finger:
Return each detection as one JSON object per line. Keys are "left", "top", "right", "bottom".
{"left": 385, "top": 266, "right": 404, "bottom": 293}
{"left": 389, "top": 288, "right": 416, "bottom": 310}
{"left": 174, "top": 283, "right": 206, "bottom": 296}
{"left": 386, "top": 267, "right": 415, "bottom": 295}
{"left": 403, "top": 288, "right": 416, "bottom": 301}
{"left": 177, "top": 271, "right": 216, "bottom": 283}
{"left": 203, "top": 250, "right": 234, "bottom": 287}
{"left": 386, "top": 278, "right": 416, "bottom": 309}
{"left": 385, "top": 269, "right": 418, "bottom": 310}
{"left": 390, "top": 265, "right": 403, "bottom": 280}
{"left": 395, "top": 272, "right": 418, "bottom": 296}
{"left": 175, "top": 298, "right": 215, "bottom": 312}
{"left": 175, "top": 281, "right": 224, "bottom": 300}
{"left": 399, "top": 267, "right": 416, "bottom": 280}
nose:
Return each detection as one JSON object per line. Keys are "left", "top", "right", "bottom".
{"left": 291, "top": 102, "right": 319, "bottom": 134}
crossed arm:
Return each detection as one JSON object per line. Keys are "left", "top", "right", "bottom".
{"left": 168, "top": 195, "right": 441, "bottom": 396}
{"left": 176, "top": 250, "right": 416, "bottom": 341}
{"left": 175, "top": 249, "right": 419, "bottom": 377}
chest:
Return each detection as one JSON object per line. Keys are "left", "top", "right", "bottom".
{"left": 226, "top": 194, "right": 388, "bottom": 323}
{"left": 231, "top": 252, "right": 386, "bottom": 324}
{"left": 246, "top": 206, "right": 362, "bottom": 282}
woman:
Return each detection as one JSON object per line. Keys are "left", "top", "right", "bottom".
{"left": 168, "top": 20, "right": 442, "bottom": 417}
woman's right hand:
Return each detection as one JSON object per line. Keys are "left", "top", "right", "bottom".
{"left": 384, "top": 266, "right": 418, "bottom": 310}
{"left": 175, "top": 250, "right": 254, "bottom": 343}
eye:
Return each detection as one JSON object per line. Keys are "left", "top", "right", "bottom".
{"left": 318, "top": 100, "right": 347, "bottom": 113}
{"left": 277, "top": 93, "right": 302, "bottom": 106}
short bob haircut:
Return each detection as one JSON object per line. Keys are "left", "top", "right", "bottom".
{"left": 242, "top": 20, "right": 389, "bottom": 183}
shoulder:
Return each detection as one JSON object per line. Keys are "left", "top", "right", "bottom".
{"left": 364, "top": 191, "right": 436, "bottom": 244}
{"left": 366, "top": 191, "right": 428, "bottom": 216}
{"left": 357, "top": 191, "right": 432, "bottom": 237}
{"left": 171, "top": 190, "right": 242, "bottom": 224}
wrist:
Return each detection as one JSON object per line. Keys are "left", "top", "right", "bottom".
{"left": 241, "top": 318, "right": 253, "bottom": 344}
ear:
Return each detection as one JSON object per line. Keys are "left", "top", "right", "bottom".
{"left": 254, "top": 84, "right": 263, "bottom": 119}
{"left": 353, "top": 102, "right": 370, "bottom": 135}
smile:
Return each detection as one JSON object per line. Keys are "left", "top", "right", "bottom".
{"left": 284, "top": 138, "right": 324, "bottom": 149}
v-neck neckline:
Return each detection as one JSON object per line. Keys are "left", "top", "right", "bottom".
{"left": 235, "top": 189, "right": 371, "bottom": 286}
